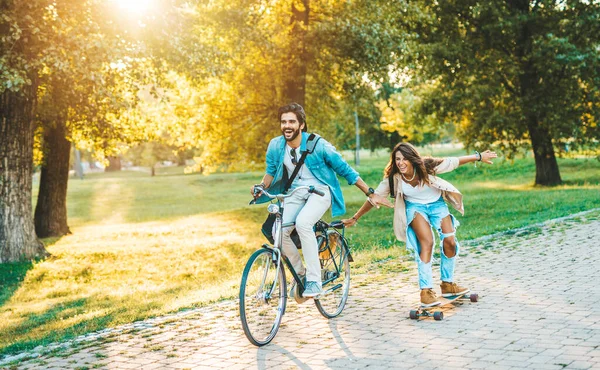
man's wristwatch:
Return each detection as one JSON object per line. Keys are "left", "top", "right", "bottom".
{"left": 365, "top": 187, "right": 375, "bottom": 197}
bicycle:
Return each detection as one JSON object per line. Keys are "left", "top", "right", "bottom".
{"left": 239, "top": 185, "right": 352, "bottom": 346}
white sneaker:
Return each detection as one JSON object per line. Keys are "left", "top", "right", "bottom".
{"left": 302, "top": 281, "right": 323, "bottom": 298}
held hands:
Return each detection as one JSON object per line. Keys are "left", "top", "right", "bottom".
{"left": 343, "top": 193, "right": 394, "bottom": 227}
{"left": 479, "top": 150, "right": 498, "bottom": 164}
{"left": 367, "top": 194, "right": 394, "bottom": 209}
{"left": 341, "top": 217, "right": 358, "bottom": 227}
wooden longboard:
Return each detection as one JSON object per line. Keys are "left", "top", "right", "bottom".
{"left": 409, "top": 292, "right": 479, "bottom": 321}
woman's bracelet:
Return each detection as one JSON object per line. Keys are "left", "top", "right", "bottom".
{"left": 474, "top": 151, "right": 482, "bottom": 161}
{"left": 352, "top": 216, "right": 359, "bottom": 222}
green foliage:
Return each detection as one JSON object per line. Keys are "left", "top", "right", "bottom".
{"left": 161, "top": 0, "right": 409, "bottom": 172}
{"left": 123, "top": 141, "right": 181, "bottom": 171}
{"left": 403, "top": 1, "right": 600, "bottom": 156}
{"left": 0, "top": 0, "right": 162, "bottom": 164}
{"left": 378, "top": 87, "right": 454, "bottom": 145}
{"left": 0, "top": 0, "right": 51, "bottom": 93}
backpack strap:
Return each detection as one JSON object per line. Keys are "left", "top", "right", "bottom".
{"left": 305, "top": 133, "right": 321, "bottom": 154}
{"left": 283, "top": 133, "right": 318, "bottom": 192}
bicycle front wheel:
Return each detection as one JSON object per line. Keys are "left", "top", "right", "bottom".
{"left": 239, "top": 248, "right": 287, "bottom": 346}
{"left": 315, "top": 232, "right": 350, "bottom": 318}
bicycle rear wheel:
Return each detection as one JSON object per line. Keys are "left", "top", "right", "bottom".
{"left": 239, "top": 248, "right": 287, "bottom": 346}
{"left": 315, "top": 231, "right": 350, "bottom": 318}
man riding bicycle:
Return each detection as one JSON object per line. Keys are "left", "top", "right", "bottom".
{"left": 251, "top": 103, "right": 391, "bottom": 298}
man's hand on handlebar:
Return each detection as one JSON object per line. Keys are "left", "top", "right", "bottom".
{"left": 250, "top": 184, "right": 264, "bottom": 198}
{"left": 250, "top": 185, "right": 325, "bottom": 202}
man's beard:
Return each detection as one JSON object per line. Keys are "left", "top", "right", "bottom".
{"left": 282, "top": 127, "right": 301, "bottom": 142}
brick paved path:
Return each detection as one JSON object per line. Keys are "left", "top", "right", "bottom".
{"left": 4, "top": 211, "right": 600, "bottom": 370}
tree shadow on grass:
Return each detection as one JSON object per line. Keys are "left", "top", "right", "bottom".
{"left": 0, "top": 288, "right": 180, "bottom": 358}
{"left": 0, "top": 262, "right": 34, "bottom": 308}
{"left": 0, "top": 297, "right": 95, "bottom": 357}
{"left": 0, "top": 236, "right": 65, "bottom": 309}
{"left": 0, "top": 235, "right": 64, "bottom": 308}
{"left": 0, "top": 296, "right": 127, "bottom": 357}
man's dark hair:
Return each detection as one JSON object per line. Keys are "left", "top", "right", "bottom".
{"left": 278, "top": 102, "right": 308, "bottom": 132}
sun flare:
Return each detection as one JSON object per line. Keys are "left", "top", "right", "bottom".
{"left": 113, "top": 0, "right": 154, "bottom": 13}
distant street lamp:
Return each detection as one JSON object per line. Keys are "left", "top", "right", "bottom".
{"left": 73, "top": 146, "right": 84, "bottom": 180}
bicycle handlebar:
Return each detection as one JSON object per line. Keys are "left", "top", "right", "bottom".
{"left": 311, "top": 187, "right": 325, "bottom": 197}
{"left": 253, "top": 185, "right": 325, "bottom": 201}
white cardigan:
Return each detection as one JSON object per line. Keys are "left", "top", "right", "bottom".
{"left": 374, "top": 157, "right": 464, "bottom": 242}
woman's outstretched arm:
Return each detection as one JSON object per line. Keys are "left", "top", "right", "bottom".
{"left": 458, "top": 150, "right": 497, "bottom": 166}
{"left": 342, "top": 199, "right": 376, "bottom": 227}
{"left": 343, "top": 176, "right": 393, "bottom": 227}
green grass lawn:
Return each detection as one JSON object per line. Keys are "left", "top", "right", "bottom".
{"left": 1, "top": 149, "right": 599, "bottom": 356}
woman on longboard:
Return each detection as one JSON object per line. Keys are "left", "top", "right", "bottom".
{"left": 343, "top": 143, "right": 497, "bottom": 307}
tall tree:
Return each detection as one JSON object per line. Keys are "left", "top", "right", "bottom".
{"left": 33, "top": 0, "right": 146, "bottom": 237}
{"left": 285, "top": 0, "right": 309, "bottom": 105}
{"left": 0, "top": 83, "right": 47, "bottom": 261}
{"left": 405, "top": 0, "right": 600, "bottom": 185}
{"left": 172, "top": 0, "right": 407, "bottom": 173}
{"left": 34, "top": 114, "right": 72, "bottom": 237}
{"left": 0, "top": 1, "right": 52, "bottom": 261}
{"left": 1, "top": 0, "right": 150, "bottom": 254}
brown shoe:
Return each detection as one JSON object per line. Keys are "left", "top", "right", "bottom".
{"left": 440, "top": 281, "right": 470, "bottom": 297}
{"left": 420, "top": 288, "right": 441, "bottom": 307}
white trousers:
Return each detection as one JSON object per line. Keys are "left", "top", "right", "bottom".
{"left": 280, "top": 185, "right": 331, "bottom": 284}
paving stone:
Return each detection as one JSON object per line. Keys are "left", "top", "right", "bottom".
{"left": 3, "top": 210, "right": 600, "bottom": 370}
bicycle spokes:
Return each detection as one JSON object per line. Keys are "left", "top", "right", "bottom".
{"left": 315, "top": 231, "right": 351, "bottom": 318}
{"left": 239, "top": 249, "right": 287, "bottom": 346}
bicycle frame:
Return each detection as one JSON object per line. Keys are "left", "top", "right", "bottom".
{"left": 256, "top": 192, "right": 304, "bottom": 301}
{"left": 241, "top": 185, "right": 341, "bottom": 346}
{"left": 254, "top": 185, "right": 349, "bottom": 298}
{"left": 272, "top": 197, "right": 306, "bottom": 290}
{"left": 315, "top": 225, "right": 352, "bottom": 295}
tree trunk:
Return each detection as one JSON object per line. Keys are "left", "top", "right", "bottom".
{"left": 34, "top": 120, "right": 72, "bottom": 237}
{"left": 512, "top": 0, "right": 562, "bottom": 186}
{"left": 105, "top": 156, "right": 121, "bottom": 171}
{"left": 284, "top": 0, "right": 309, "bottom": 106}
{"left": 527, "top": 119, "right": 562, "bottom": 186}
{"left": 0, "top": 86, "right": 48, "bottom": 263}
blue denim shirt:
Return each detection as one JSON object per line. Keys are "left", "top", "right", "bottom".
{"left": 256, "top": 132, "right": 360, "bottom": 217}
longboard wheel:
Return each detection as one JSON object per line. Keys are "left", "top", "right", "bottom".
{"left": 470, "top": 293, "right": 479, "bottom": 302}
{"left": 409, "top": 310, "right": 419, "bottom": 320}
{"left": 433, "top": 311, "right": 444, "bottom": 321}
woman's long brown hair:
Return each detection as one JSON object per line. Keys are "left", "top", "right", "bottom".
{"left": 384, "top": 142, "right": 443, "bottom": 187}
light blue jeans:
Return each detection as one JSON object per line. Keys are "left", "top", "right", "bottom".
{"left": 405, "top": 196, "right": 460, "bottom": 289}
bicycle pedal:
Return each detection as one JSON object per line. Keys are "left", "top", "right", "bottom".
{"left": 289, "top": 283, "right": 309, "bottom": 304}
